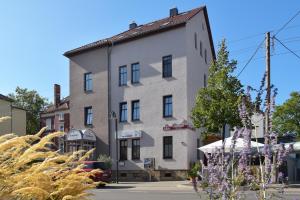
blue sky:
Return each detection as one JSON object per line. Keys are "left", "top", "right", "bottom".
{"left": 0, "top": 0, "right": 299, "bottom": 104}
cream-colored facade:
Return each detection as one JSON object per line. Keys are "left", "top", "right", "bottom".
{"left": 0, "top": 97, "right": 26, "bottom": 136}
{"left": 65, "top": 6, "right": 215, "bottom": 180}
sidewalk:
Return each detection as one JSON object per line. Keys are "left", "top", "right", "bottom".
{"left": 178, "top": 181, "right": 300, "bottom": 192}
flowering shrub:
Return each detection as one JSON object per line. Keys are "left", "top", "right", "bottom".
{"left": 195, "top": 86, "right": 294, "bottom": 200}
{"left": 0, "top": 117, "right": 99, "bottom": 200}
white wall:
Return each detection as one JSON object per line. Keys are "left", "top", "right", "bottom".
{"left": 110, "top": 27, "right": 192, "bottom": 170}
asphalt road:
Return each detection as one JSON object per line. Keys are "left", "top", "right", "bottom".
{"left": 90, "top": 181, "right": 300, "bottom": 200}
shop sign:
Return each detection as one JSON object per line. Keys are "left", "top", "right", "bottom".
{"left": 118, "top": 130, "right": 142, "bottom": 139}
{"left": 163, "top": 120, "right": 195, "bottom": 131}
{"left": 66, "top": 129, "right": 82, "bottom": 141}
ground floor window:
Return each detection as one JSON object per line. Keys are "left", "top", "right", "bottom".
{"left": 163, "top": 136, "right": 173, "bottom": 159}
{"left": 120, "top": 139, "right": 128, "bottom": 160}
{"left": 132, "top": 139, "right": 140, "bottom": 160}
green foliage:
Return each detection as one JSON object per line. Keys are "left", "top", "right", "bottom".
{"left": 97, "top": 154, "right": 112, "bottom": 169}
{"left": 273, "top": 91, "right": 300, "bottom": 137}
{"left": 191, "top": 40, "right": 244, "bottom": 133}
{"left": 8, "top": 87, "right": 50, "bottom": 134}
{"left": 188, "top": 162, "right": 201, "bottom": 178}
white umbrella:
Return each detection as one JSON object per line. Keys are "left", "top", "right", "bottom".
{"left": 198, "top": 136, "right": 264, "bottom": 153}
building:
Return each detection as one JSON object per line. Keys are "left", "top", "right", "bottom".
{"left": 64, "top": 6, "right": 215, "bottom": 180}
{"left": 40, "top": 84, "right": 70, "bottom": 152}
{"left": 0, "top": 94, "right": 26, "bottom": 135}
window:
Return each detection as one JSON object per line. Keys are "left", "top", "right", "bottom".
{"left": 120, "top": 140, "right": 128, "bottom": 160}
{"left": 84, "top": 72, "right": 93, "bottom": 92}
{"left": 131, "top": 63, "right": 140, "bottom": 84}
{"left": 162, "top": 55, "right": 172, "bottom": 78}
{"left": 163, "top": 136, "right": 173, "bottom": 159}
{"left": 46, "top": 118, "right": 52, "bottom": 130}
{"left": 204, "top": 49, "right": 207, "bottom": 64}
{"left": 59, "top": 124, "right": 64, "bottom": 132}
{"left": 204, "top": 74, "right": 207, "bottom": 88}
{"left": 131, "top": 100, "right": 140, "bottom": 121}
{"left": 119, "top": 65, "right": 127, "bottom": 86}
{"left": 163, "top": 95, "right": 173, "bottom": 118}
{"left": 194, "top": 33, "right": 197, "bottom": 49}
{"left": 132, "top": 139, "right": 140, "bottom": 160}
{"left": 84, "top": 106, "right": 93, "bottom": 126}
{"left": 58, "top": 113, "right": 64, "bottom": 121}
{"left": 119, "top": 102, "right": 127, "bottom": 122}
{"left": 200, "top": 41, "right": 203, "bottom": 57}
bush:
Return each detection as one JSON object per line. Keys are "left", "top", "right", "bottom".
{"left": 0, "top": 118, "right": 99, "bottom": 200}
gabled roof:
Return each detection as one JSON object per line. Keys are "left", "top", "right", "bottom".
{"left": 0, "top": 94, "right": 13, "bottom": 102}
{"left": 41, "top": 96, "right": 70, "bottom": 114}
{"left": 64, "top": 6, "right": 215, "bottom": 59}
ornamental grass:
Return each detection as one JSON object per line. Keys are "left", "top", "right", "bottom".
{"left": 0, "top": 117, "right": 99, "bottom": 200}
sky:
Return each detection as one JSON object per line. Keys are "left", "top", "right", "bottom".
{"left": 0, "top": 0, "right": 299, "bottom": 105}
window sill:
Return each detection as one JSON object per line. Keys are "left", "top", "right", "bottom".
{"left": 84, "top": 90, "right": 93, "bottom": 94}
{"left": 163, "top": 157, "right": 173, "bottom": 160}
{"left": 85, "top": 124, "right": 94, "bottom": 128}
{"left": 132, "top": 119, "right": 141, "bottom": 122}
{"left": 163, "top": 116, "right": 173, "bottom": 119}
{"left": 119, "top": 84, "right": 128, "bottom": 87}
{"left": 119, "top": 120, "right": 128, "bottom": 124}
{"left": 131, "top": 82, "right": 141, "bottom": 85}
{"left": 132, "top": 159, "right": 141, "bottom": 162}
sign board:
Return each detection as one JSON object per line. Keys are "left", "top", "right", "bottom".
{"left": 66, "top": 129, "right": 96, "bottom": 141}
{"left": 118, "top": 130, "right": 142, "bottom": 139}
{"left": 163, "top": 120, "right": 195, "bottom": 131}
{"left": 66, "top": 129, "right": 82, "bottom": 141}
{"left": 144, "top": 158, "right": 155, "bottom": 169}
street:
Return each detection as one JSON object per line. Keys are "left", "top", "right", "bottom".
{"left": 90, "top": 181, "right": 300, "bottom": 200}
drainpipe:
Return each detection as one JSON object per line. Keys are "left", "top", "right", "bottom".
{"left": 107, "top": 40, "right": 114, "bottom": 156}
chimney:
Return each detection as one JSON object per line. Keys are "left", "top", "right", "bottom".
{"left": 54, "top": 84, "right": 61, "bottom": 108}
{"left": 170, "top": 7, "right": 178, "bottom": 17}
{"left": 129, "top": 21, "right": 137, "bottom": 29}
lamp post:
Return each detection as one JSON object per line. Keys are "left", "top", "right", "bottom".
{"left": 110, "top": 111, "right": 119, "bottom": 183}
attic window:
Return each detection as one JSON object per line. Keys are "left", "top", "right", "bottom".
{"left": 147, "top": 22, "right": 154, "bottom": 26}
{"left": 136, "top": 26, "right": 142, "bottom": 29}
{"left": 179, "top": 11, "right": 187, "bottom": 15}
{"left": 132, "top": 32, "right": 138, "bottom": 35}
{"left": 118, "top": 35, "right": 124, "bottom": 39}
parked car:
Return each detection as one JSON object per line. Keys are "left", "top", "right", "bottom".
{"left": 82, "top": 161, "right": 112, "bottom": 187}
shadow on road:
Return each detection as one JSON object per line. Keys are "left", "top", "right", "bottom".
{"left": 98, "top": 185, "right": 136, "bottom": 190}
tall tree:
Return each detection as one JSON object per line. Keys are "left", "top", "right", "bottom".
{"left": 8, "top": 87, "right": 50, "bottom": 134}
{"left": 273, "top": 91, "right": 300, "bottom": 137}
{"left": 191, "top": 40, "right": 244, "bottom": 136}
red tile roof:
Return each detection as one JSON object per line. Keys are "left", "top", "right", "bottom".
{"left": 41, "top": 96, "right": 70, "bottom": 114}
{"left": 64, "top": 6, "right": 215, "bottom": 58}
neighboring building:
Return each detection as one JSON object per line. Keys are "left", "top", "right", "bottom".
{"left": 64, "top": 6, "right": 215, "bottom": 180}
{"left": 0, "top": 94, "right": 26, "bottom": 135}
{"left": 40, "top": 84, "right": 70, "bottom": 152}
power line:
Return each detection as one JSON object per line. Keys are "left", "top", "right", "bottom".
{"left": 273, "top": 10, "right": 300, "bottom": 37}
{"left": 237, "top": 39, "right": 265, "bottom": 77}
{"left": 273, "top": 37, "right": 300, "bottom": 60}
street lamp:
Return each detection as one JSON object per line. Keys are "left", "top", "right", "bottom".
{"left": 110, "top": 111, "right": 119, "bottom": 183}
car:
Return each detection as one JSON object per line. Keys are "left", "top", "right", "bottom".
{"left": 82, "top": 161, "right": 112, "bottom": 187}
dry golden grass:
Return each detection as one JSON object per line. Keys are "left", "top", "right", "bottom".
{"left": 0, "top": 117, "right": 100, "bottom": 200}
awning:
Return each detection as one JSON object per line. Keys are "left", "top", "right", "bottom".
{"left": 66, "top": 129, "right": 96, "bottom": 141}
{"left": 198, "top": 136, "right": 264, "bottom": 153}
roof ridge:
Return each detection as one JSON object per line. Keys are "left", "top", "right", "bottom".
{"left": 64, "top": 6, "right": 206, "bottom": 57}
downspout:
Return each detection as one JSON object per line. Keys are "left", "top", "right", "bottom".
{"left": 107, "top": 40, "right": 114, "bottom": 156}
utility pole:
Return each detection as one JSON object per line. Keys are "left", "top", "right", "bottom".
{"left": 265, "top": 32, "right": 271, "bottom": 145}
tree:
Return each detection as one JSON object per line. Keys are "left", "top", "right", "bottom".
{"left": 273, "top": 91, "right": 300, "bottom": 137}
{"left": 191, "top": 40, "right": 244, "bottom": 137}
{"left": 8, "top": 87, "right": 50, "bottom": 134}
